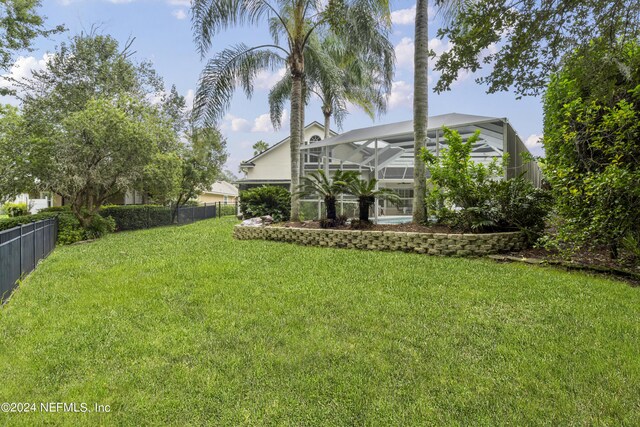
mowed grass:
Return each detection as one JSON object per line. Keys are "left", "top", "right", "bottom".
{"left": 1, "top": 218, "right": 639, "bottom": 426}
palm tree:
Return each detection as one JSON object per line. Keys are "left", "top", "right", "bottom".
{"left": 296, "top": 169, "right": 358, "bottom": 220}
{"left": 346, "top": 178, "right": 401, "bottom": 222}
{"left": 269, "top": 33, "right": 391, "bottom": 140}
{"left": 412, "top": 0, "right": 430, "bottom": 224}
{"left": 191, "top": 0, "right": 394, "bottom": 221}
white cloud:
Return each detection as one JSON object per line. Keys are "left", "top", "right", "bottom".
{"left": 184, "top": 89, "right": 195, "bottom": 110}
{"left": 394, "top": 37, "right": 454, "bottom": 71}
{"left": 391, "top": 4, "right": 435, "bottom": 26}
{"left": 388, "top": 81, "right": 413, "bottom": 109}
{"left": 172, "top": 9, "right": 187, "bottom": 20}
{"left": 254, "top": 67, "right": 287, "bottom": 90}
{"left": 222, "top": 114, "right": 251, "bottom": 132}
{"left": 251, "top": 109, "right": 288, "bottom": 132}
{"left": 394, "top": 37, "right": 414, "bottom": 70}
{"left": 525, "top": 134, "right": 543, "bottom": 149}
{"left": 0, "top": 54, "right": 53, "bottom": 98}
{"left": 167, "top": 0, "right": 191, "bottom": 5}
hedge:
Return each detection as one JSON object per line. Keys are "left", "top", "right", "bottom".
{"left": 99, "top": 205, "right": 173, "bottom": 231}
{"left": 0, "top": 212, "right": 60, "bottom": 232}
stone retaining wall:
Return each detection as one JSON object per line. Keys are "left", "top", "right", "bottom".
{"left": 233, "top": 225, "right": 526, "bottom": 256}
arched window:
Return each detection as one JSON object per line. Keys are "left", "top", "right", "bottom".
{"left": 307, "top": 135, "right": 322, "bottom": 164}
{"left": 310, "top": 135, "right": 322, "bottom": 142}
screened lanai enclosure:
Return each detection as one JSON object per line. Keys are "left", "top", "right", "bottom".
{"left": 299, "top": 113, "right": 542, "bottom": 223}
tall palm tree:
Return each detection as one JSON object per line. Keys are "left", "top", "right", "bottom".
{"left": 191, "top": 0, "right": 394, "bottom": 221}
{"left": 296, "top": 169, "right": 358, "bottom": 220}
{"left": 413, "top": 0, "right": 430, "bottom": 224}
{"left": 269, "top": 33, "right": 391, "bottom": 140}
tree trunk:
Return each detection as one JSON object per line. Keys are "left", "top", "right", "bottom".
{"left": 412, "top": 0, "right": 429, "bottom": 224}
{"left": 323, "top": 109, "right": 331, "bottom": 140}
{"left": 325, "top": 195, "right": 337, "bottom": 220}
{"left": 359, "top": 196, "right": 374, "bottom": 222}
{"left": 290, "top": 67, "right": 304, "bottom": 221}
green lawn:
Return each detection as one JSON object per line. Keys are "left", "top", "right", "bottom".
{"left": 1, "top": 218, "right": 639, "bottom": 425}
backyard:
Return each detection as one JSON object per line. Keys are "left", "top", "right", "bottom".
{"left": 0, "top": 218, "right": 638, "bottom": 425}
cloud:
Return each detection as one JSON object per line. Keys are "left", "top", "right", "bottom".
{"left": 221, "top": 114, "right": 251, "bottom": 132}
{"left": 394, "top": 37, "right": 454, "bottom": 71}
{"left": 171, "top": 9, "right": 187, "bottom": 19}
{"left": 254, "top": 67, "right": 287, "bottom": 90}
{"left": 525, "top": 134, "right": 543, "bottom": 149}
{"left": 184, "top": 89, "right": 195, "bottom": 110}
{"left": 252, "top": 110, "right": 288, "bottom": 132}
{"left": 167, "top": 0, "right": 191, "bottom": 5}
{"left": 388, "top": 81, "right": 413, "bottom": 109}
{"left": 0, "top": 54, "right": 53, "bottom": 98}
{"left": 391, "top": 4, "right": 435, "bottom": 26}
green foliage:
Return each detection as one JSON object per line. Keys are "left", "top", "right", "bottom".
{"left": 297, "top": 170, "right": 359, "bottom": 221}
{"left": 3, "top": 202, "right": 29, "bottom": 217}
{"left": 0, "top": 211, "right": 105, "bottom": 245}
{"left": 0, "top": 212, "right": 58, "bottom": 232}
{"left": 344, "top": 177, "right": 400, "bottom": 222}
{"left": 433, "top": 0, "right": 640, "bottom": 97}
{"left": 39, "top": 205, "right": 70, "bottom": 213}
{"left": 0, "top": 1, "right": 64, "bottom": 80}
{"left": 421, "top": 127, "right": 550, "bottom": 239}
{"left": 99, "top": 205, "right": 173, "bottom": 231}
{"left": 252, "top": 140, "right": 269, "bottom": 156}
{"left": 240, "top": 186, "right": 291, "bottom": 222}
{"left": 543, "top": 39, "right": 640, "bottom": 258}
{"left": 421, "top": 127, "right": 507, "bottom": 231}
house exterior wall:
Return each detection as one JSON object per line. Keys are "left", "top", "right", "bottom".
{"left": 242, "top": 123, "right": 327, "bottom": 182}
{"left": 197, "top": 193, "right": 238, "bottom": 205}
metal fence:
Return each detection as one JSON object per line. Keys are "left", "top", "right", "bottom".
{"left": 176, "top": 203, "right": 218, "bottom": 224}
{"left": 0, "top": 217, "right": 58, "bottom": 303}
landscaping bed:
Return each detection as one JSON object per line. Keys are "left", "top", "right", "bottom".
{"left": 277, "top": 220, "right": 513, "bottom": 234}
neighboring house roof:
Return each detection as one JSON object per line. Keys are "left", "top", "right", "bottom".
{"left": 203, "top": 181, "right": 239, "bottom": 197}
{"left": 240, "top": 121, "right": 337, "bottom": 167}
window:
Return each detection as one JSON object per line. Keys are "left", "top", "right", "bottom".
{"left": 223, "top": 196, "right": 229, "bottom": 205}
{"left": 305, "top": 135, "right": 322, "bottom": 164}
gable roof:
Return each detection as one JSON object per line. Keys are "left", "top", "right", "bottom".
{"left": 240, "top": 121, "right": 337, "bottom": 166}
{"left": 204, "top": 181, "right": 239, "bottom": 196}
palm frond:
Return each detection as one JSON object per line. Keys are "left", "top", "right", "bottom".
{"left": 193, "top": 44, "right": 285, "bottom": 125}
{"left": 268, "top": 72, "right": 292, "bottom": 129}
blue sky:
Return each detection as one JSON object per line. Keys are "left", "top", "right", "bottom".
{"left": 1, "top": 0, "right": 545, "bottom": 173}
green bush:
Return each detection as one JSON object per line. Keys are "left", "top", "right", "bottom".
{"left": 543, "top": 38, "right": 640, "bottom": 258}
{"left": 0, "top": 211, "right": 93, "bottom": 245}
{"left": 239, "top": 186, "right": 291, "bottom": 222}
{"left": 39, "top": 206, "right": 71, "bottom": 213}
{"left": 0, "top": 212, "right": 59, "bottom": 232}
{"left": 219, "top": 204, "right": 237, "bottom": 216}
{"left": 99, "top": 205, "right": 172, "bottom": 231}
{"left": 3, "top": 202, "right": 29, "bottom": 217}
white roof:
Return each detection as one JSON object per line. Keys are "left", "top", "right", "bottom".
{"left": 205, "top": 181, "right": 239, "bottom": 196}
{"left": 302, "top": 113, "right": 504, "bottom": 149}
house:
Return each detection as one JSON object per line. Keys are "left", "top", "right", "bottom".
{"left": 197, "top": 181, "right": 239, "bottom": 205}
{"left": 238, "top": 121, "right": 338, "bottom": 191}
{"left": 238, "top": 113, "right": 542, "bottom": 221}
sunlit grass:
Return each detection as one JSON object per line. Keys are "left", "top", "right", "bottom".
{"left": 1, "top": 217, "right": 639, "bottom": 425}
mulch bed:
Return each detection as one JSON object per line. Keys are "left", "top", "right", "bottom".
{"left": 495, "top": 247, "right": 640, "bottom": 286}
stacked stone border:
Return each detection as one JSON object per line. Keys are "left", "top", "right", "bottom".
{"left": 234, "top": 225, "right": 526, "bottom": 256}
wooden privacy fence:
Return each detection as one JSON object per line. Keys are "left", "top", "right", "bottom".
{"left": 0, "top": 217, "right": 58, "bottom": 303}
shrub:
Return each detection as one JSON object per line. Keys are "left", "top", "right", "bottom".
{"left": 219, "top": 204, "right": 237, "bottom": 216}
{"left": 488, "top": 176, "right": 553, "bottom": 243}
{"left": 99, "top": 205, "right": 172, "bottom": 231}
{"left": 0, "top": 212, "right": 59, "bottom": 232}
{"left": 3, "top": 202, "right": 29, "bottom": 217}
{"left": 0, "top": 211, "right": 95, "bottom": 245}
{"left": 39, "top": 206, "right": 71, "bottom": 213}
{"left": 543, "top": 38, "right": 640, "bottom": 258}
{"left": 240, "top": 186, "right": 291, "bottom": 222}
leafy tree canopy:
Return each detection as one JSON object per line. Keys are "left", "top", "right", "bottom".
{"left": 542, "top": 38, "right": 640, "bottom": 258}
{"left": 0, "top": 0, "right": 64, "bottom": 92}
{"left": 433, "top": 0, "right": 640, "bottom": 97}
